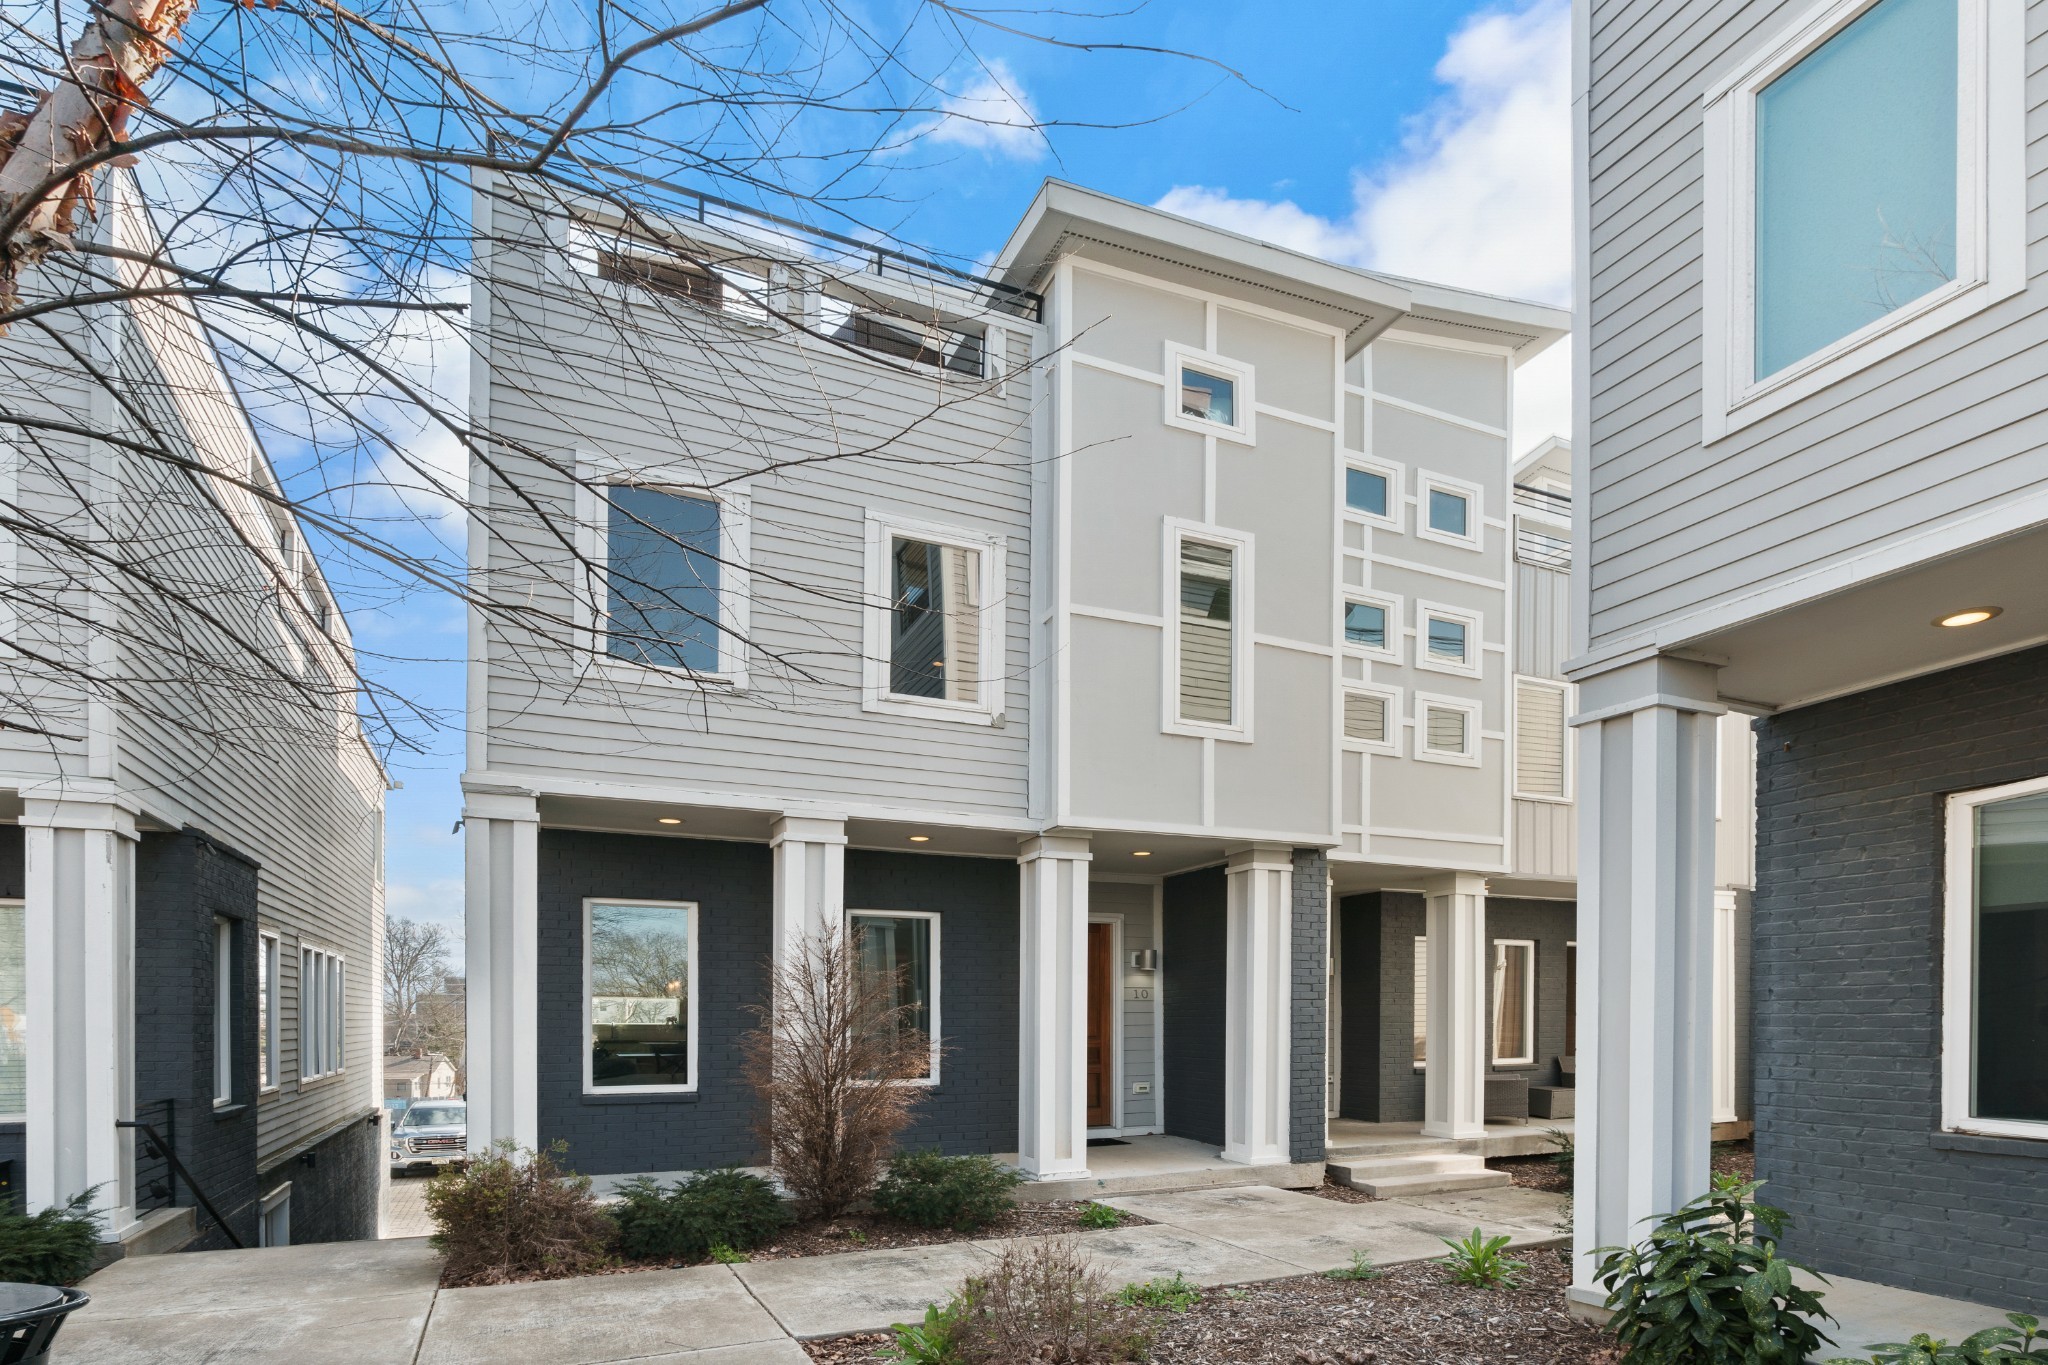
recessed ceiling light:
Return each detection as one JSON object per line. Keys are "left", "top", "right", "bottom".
{"left": 909, "top": 834, "right": 931, "bottom": 843}
{"left": 657, "top": 817, "right": 683, "bottom": 825}
{"left": 1936, "top": 607, "right": 2002, "bottom": 628}
{"left": 1132, "top": 850, "right": 1151, "bottom": 858}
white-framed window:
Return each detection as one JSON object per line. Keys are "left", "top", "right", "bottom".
{"left": 1341, "top": 590, "right": 1403, "bottom": 665}
{"left": 569, "top": 220, "right": 773, "bottom": 325}
{"left": 1162, "top": 343, "right": 1255, "bottom": 445}
{"left": 848, "top": 910, "right": 941, "bottom": 1084}
{"left": 577, "top": 458, "right": 751, "bottom": 687}
{"left": 1411, "top": 936, "right": 1428, "bottom": 1070}
{"left": 1417, "top": 474, "right": 1482, "bottom": 551}
{"left": 1416, "top": 602, "right": 1483, "bottom": 679}
{"left": 1702, "top": 0, "right": 2023, "bottom": 440}
{"left": 258, "top": 1184, "right": 292, "bottom": 1248}
{"left": 1161, "top": 520, "right": 1254, "bottom": 741}
{"left": 258, "top": 932, "right": 280, "bottom": 1091}
{"left": 1343, "top": 456, "right": 1404, "bottom": 532}
{"left": 1491, "top": 939, "right": 1536, "bottom": 1067}
{"left": 861, "top": 513, "right": 1005, "bottom": 725}
{"left": 1416, "top": 693, "right": 1481, "bottom": 767}
{"left": 1341, "top": 684, "right": 1401, "bottom": 755}
{"left": 299, "top": 946, "right": 346, "bottom": 1080}
{"left": 214, "top": 918, "right": 234, "bottom": 1107}
{"left": 0, "top": 899, "right": 23, "bottom": 1121}
{"left": 585, "top": 899, "right": 697, "bottom": 1095}
{"left": 1513, "top": 677, "right": 1571, "bottom": 801}
{"left": 1941, "top": 774, "right": 2048, "bottom": 1140}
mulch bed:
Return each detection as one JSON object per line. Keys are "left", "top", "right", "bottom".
{"left": 1307, "top": 1174, "right": 1380, "bottom": 1204}
{"left": 802, "top": 1249, "right": 1620, "bottom": 1364}
{"left": 1490, "top": 1138, "right": 1756, "bottom": 1195}
{"left": 748, "top": 1201, "right": 1150, "bottom": 1261}
{"left": 1712, "top": 1138, "right": 1755, "bottom": 1183}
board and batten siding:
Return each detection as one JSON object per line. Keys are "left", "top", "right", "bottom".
{"left": 1583, "top": 0, "right": 2048, "bottom": 652}
{"left": 478, "top": 188, "right": 1037, "bottom": 820}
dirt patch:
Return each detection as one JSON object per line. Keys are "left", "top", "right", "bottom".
{"left": 1712, "top": 1139, "right": 1755, "bottom": 1183}
{"left": 747, "top": 1201, "right": 1150, "bottom": 1262}
{"left": 1306, "top": 1175, "right": 1380, "bottom": 1205}
{"left": 1490, "top": 1153, "right": 1571, "bottom": 1194}
{"left": 801, "top": 1251, "right": 1619, "bottom": 1364}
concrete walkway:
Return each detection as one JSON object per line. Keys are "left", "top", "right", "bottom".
{"left": 59, "top": 1184, "right": 1567, "bottom": 1364}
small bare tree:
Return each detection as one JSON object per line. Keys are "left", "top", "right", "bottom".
{"left": 741, "top": 928, "right": 934, "bottom": 1220}
{"left": 384, "top": 916, "right": 451, "bottom": 1053}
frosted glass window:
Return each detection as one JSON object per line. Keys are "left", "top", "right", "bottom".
{"left": 1754, "top": 0, "right": 1957, "bottom": 379}
{"left": 607, "top": 487, "right": 722, "bottom": 673}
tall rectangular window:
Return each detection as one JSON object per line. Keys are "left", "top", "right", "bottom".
{"left": 1949, "top": 786, "right": 2048, "bottom": 1131}
{"left": 0, "top": 901, "right": 23, "bottom": 1119}
{"left": 1176, "top": 539, "right": 1236, "bottom": 726}
{"left": 850, "top": 912, "right": 939, "bottom": 1082}
{"left": 1753, "top": 0, "right": 1957, "bottom": 380}
{"left": 258, "top": 933, "right": 279, "bottom": 1089}
{"left": 586, "top": 901, "right": 694, "bottom": 1092}
{"left": 1514, "top": 678, "right": 1568, "bottom": 798}
{"left": 1492, "top": 940, "right": 1535, "bottom": 1066}
{"left": 606, "top": 486, "right": 722, "bottom": 673}
{"left": 300, "top": 946, "right": 345, "bottom": 1079}
{"left": 214, "top": 918, "right": 234, "bottom": 1106}
{"left": 1564, "top": 942, "right": 1579, "bottom": 1056}
{"left": 1412, "top": 937, "right": 1428, "bottom": 1069}
{"left": 890, "top": 537, "right": 982, "bottom": 703}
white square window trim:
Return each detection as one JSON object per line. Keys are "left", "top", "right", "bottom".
{"left": 1161, "top": 343, "right": 1256, "bottom": 446}
{"left": 1340, "top": 683, "right": 1403, "bottom": 755}
{"left": 1343, "top": 456, "right": 1405, "bottom": 532}
{"left": 861, "top": 513, "right": 1006, "bottom": 725}
{"left": 1414, "top": 692, "right": 1482, "bottom": 768}
{"left": 1415, "top": 601, "right": 1484, "bottom": 679}
{"left": 574, "top": 450, "right": 751, "bottom": 688}
{"left": 1701, "top": 0, "right": 2023, "bottom": 441}
{"left": 1160, "top": 518, "right": 1255, "bottom": 743}
{"left": 1416, "top": 473, "right": 1484, "bottom": 551}
{"left": 1341, "top": 590, "right": 1404, "bottom": 665}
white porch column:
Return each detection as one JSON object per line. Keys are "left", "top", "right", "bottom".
{"left": 464, "top": 790, "right": 538, "bottom": 1154}
{"left": 1017, "top": 834, "right": 1090, "bottom": 1181}
{"left": 1570, "top": 656, "right": 1722, "bottom": 1303}
{"left": 1420, "top": 870, "right": 1488, "bottom": 1141}
{"left": 1223, "top": 844, "right": 1292, "bottom": 1167}
{"left": 1712, "top": 889, "right": 1739, "bottom": 1126}
{"left": 770, "top": 814, "right": 845, "bottom": 966}
{"left": 22, "top": 793, "right": 138, "bottom": 1227}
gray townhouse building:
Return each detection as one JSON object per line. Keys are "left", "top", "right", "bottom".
{"left": 461, "top": 174, "right": 1753, "bottom": 1192}
{"left": 1573, "top": 0, "right": 2047, "bottom": 1317}
{"left": 0, "top": 170, "right": 388, "bottom": 1251}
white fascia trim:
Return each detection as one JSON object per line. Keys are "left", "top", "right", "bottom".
{"left": 583, "top": 898, "right": 700, "bottom": 1096}
{"left": 1413, "top": 691, "right": 1483, "bottom": 768}
{"left": 860, "top": 510, "right": 1008, "bottom": 727}
{"left": 1415, "top": 600, "right": 1485, "bottom": 679}
{"left": 460, "top": 770, "right": 1042, "bottom": 835}
{"left": 845, "top": 908, "right": 943, "bottom": 1085}
{"left": 1341, "top": 589, "right": 1405, "bottom": 666}
{"left": 1160, "top": 517, "right": 1256, "bottom": 744}
{"left": 1701, "top": 0, "right": 2021, "bottom": 443}
{"left": 1343, "top": 454, "right": 1406, "bottom": 533}
{"left": 1340, "top": 681, "right": 1403, "bottom": 756}
{"left": 1941, "top": 774, "right": 2048, "bottom": 1143}
{"left": 1162, "top": 342, "right": 1257, "bottom": 447}
{"left": 1415, "top": 471, "right": 1486, "bottom": 552}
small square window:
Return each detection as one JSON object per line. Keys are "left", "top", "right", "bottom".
{"left": 1426, "top": 618, "right": 1467, "bottom": 663}
{"left": 1180, "top": 367, "right": 1236, "bottom": 426}
{"left": 1428, "top": 488, "right": 1469, "bottom": 538}
{"left": 1346, "top": 467, "right": 1389, "bottom": 518}
{"left": 1418, "top": 475, "right": 1482, "bottom": 549}
{"left": 1426, "top": 706, "right": 1468, "bottom": 755}
{"left": 1344, "top": 601, "right": 1387, "bottom": 651}
{"left": 1342, "top": 687, "right": 1399, "bottom": 753}
{"left": 1162, "top": 345, "right": 1254, "bottom": 443}
{"left": 1417, "top": 603, "right": 1482, "bottom": 678}
{"left": 1416, "top": 695, "right": 1481, "bottom": 766}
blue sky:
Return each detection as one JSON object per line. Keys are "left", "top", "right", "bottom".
{"left": 376, "top": 0, "right": 1574, "bottom": 965}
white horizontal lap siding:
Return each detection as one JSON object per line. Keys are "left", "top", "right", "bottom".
{"left": 480, "top": 226, "right": 1036, "bottom": 817}
{"left": 1584, "top": 0, "right": 2048, "bottom": 647}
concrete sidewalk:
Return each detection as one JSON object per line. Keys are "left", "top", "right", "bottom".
{"left": 60, "top": 1184, "right": 1567, "bottom": 1363}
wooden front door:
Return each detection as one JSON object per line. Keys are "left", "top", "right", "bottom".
{"left": 1086, "top": 922, "right": 1115, "bottom": 1128}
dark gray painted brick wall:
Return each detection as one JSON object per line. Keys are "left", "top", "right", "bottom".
{"left": 537, "top": 831, "right": 1022, "bottom": 1175}
{"left": 258, "top": 1115, "right": 380, "bottom": 1244}
{"left": 1290, "top": 850, "right": 1328, "bottom": 1163}
{"left": 1335, "top": 891, "right": 1575, "bottom": 1124}
{"left": 134, "top": 830, "right": 261, "bottom": 1250}
{"left": 1162, "top": 866, "right": 1226, "bottom": 1147}
{"left": 1754, "top": 642, "right": 2048, "bottom": 1313}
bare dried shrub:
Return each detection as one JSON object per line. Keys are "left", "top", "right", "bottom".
{"left": 425, "top": 1140, "right": 615, "bottom": 1286}
{"left": 955, "top": 1238, "right": 1153, "bottom": 1364}
{"left": 740, "top": 929, "right": 935, "bottom": 1220}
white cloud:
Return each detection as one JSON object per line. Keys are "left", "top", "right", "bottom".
{"left": 904, "top": 60, "right": 1046, "bottom": 161}
{"left": 1154, "top": 0, "right": 1573, "bottom": 455}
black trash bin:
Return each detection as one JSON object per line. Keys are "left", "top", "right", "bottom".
{"left": 0, "top": 1284, "right": 89, "bottom": 1364}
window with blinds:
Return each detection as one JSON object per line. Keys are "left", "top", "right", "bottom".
{"left": 1515, "top": 679, "right": 1568, "bottom": 798}
{"left": 1343, "top": 690, "right": 1388, "bottom": 746}
{"left": 1424, "top": 704, "right": 1469, "bottom": 756}
{"left": 1176, "top": 539, "right": 1235, "bottom": 725}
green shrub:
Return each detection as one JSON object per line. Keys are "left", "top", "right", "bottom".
{"left": 885, "top": 1293, "right": 974, "bottom": 1365}
{"left": 1827, "top": 1313, "right": 2048, "bottom": 1365}
{"left": 1325, "top": 1250, "right": 1381, "bottom": 1282}
{"left": 1438, "top": 1228, "right": 1527, "bottom": 1289}
{"left": 1076, "top": 1202, "right": 1123, "bottom": 1230}
{"left": 426, "top": 1140, "right": 614, "bottom": 1286}
{"left": 0, "top": 1191, "right": 102, "bottom": 1286}
{"left": 1544, "top": 1126, "right": 1576, "bottom": 1182}
{"left": 1594, "top": 1176, "right": 1835, "bottom": 1364}
{"left": 706, "top": 1243, "right": 748, "bottom": 1265}
{"left": 1114, "top": 1271, "right": 1200, "bottom": 1312}
{"left": 610, "top": 1167, "right": 792, "bottom": 1263}
{"left": 872, "top": 1151, "right": 1021, "bottom": 1232}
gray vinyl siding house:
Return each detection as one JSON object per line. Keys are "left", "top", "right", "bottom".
{"left": 463, "top": 174, "right": 1745, "bottom": 1188}
{"left": 1573, "top": 0, "right": 2048, "bottom": 1316}
{"left": 0, "top": 170, "right": 387, "bottom": 1249}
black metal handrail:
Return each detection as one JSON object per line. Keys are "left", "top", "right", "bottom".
{"left": 131, "top": 1099, "right": 177, "bottom": 1212}
{"left": 117, "top": 1118, "right": 245, "bottom": 1249}
{"left": 1512, "top": 483, "right": 1571, "bottom": 518}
